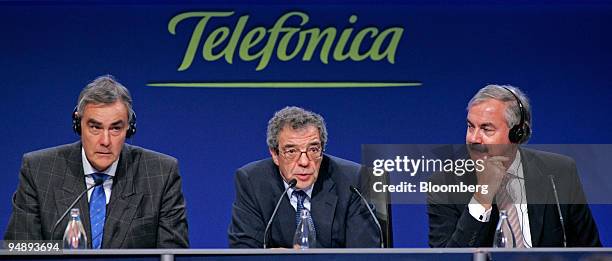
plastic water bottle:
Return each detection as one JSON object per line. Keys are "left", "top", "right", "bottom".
{"left": 63, "top": 208, "right": 88, "bottom": 249}
{"left": 293, "top": 209, "right": 316, "bottom": 249}
{"left": 493, "top": 210, "right": 509, "bottom": 248}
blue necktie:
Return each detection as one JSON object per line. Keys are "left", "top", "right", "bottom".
{"left": 90, "top": 173, "right": 109, "bottom": 249}
{"left": 293, "top": 190, "right": 316, "bottom": 233}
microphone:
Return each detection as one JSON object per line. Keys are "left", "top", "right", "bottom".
{"left": 350, "top": 185, "right": 384, "bottom": 248}
{"left": 50, "top": 178, "right": 104, "bottom": 240}
{"left": 263, "top": 178, "right": 297, "bottom": 249}
{"left": 549, "top": 175, "right": 567, "bottom": 247}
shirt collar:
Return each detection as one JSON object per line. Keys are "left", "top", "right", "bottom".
{"left": 282, "top": 175, "right": 313, "bottom": 199}
{"left": 81, "top": 147, "right": 118, "bottom": 177}
{"left": 507, "top": 149, "right": 523, "bottom": 178}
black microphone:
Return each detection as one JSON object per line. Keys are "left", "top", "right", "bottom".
{"left": 350, "top": 185, "right": 384, "bottom": 248}
{"left": 50, "top": 178, "right": 104, "bottom": 240}
{"left": 548, "top": 175, "right": 567, "bottom": 247}
{"left": 263, "top": 178, "right": 297, "bottom": 249}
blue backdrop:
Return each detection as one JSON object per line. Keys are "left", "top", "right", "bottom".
{"left": 1, "top": 1, "right": 611, "bottom": 247}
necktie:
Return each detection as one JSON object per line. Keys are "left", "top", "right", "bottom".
{"left": 293, "top": 190, "right": 316, "bottom": 233}
{"left": 497, "top": 174, "right": 525, "bottom": 248}
{"left": 90, "top": 173, "right": 109, "bottom": 249}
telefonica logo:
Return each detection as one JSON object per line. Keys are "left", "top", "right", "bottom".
{"left": 168, "top": 11, "right": 404, "bottom": 71}
{"left": 149, "top": 11, "right": 420, "bottom": 88}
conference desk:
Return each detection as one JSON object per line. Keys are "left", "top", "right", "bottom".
{"left": 1, "top": 248, "right": 611, "bottom": 260}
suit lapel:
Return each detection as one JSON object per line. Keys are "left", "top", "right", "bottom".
{"left": 274, "top": 190, "right": 296, "bottom": 247}
{"left": 103, "top": 144, "right": 143, "bottom": 248}
{"left": 310, "top": 157, "right": 337, "bottom": 248}
{"left": 266, "top": 164, "right": 294, "bottom": 247}
{"left": 53, "top": 142, "right": 92, "bottom": 245}
{"left": 522, "top": 148, "right": 550, "bottom": 247}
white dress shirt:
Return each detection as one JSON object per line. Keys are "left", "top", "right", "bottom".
{"left": 468, "top": 150, "right": 532, "bottom": 247}
{"left": 81, "top": 147, "right": 117, "bottom": 205}
{"left": 283, "top": 178, "right": 313, "bottom": 212}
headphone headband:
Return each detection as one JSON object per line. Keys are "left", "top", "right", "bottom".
{"left": 501, "top": 86, "right": 529, "bottom": 143}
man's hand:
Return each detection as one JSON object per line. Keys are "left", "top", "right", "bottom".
{"left": 473, "top": 155, "right": 509, "bottom": 210}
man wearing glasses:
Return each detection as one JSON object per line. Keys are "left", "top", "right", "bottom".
{"left": 228, "top": 106, "right": 380, "bottom": 248}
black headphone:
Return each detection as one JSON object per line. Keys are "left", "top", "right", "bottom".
{"left": 72, "top": 106, "right": 137, "bottom": 138}
{"left": 501, "top": 87, "right": 530, "bottom": 144}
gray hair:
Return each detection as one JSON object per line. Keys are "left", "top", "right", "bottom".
{"left": 267, "top": 106, "right": 328, "bottom": 151}
{"left": 76, "top": 75, "right": 134, "bottom": 122}
{"left": 467, "top": 84, "right": 532, "bottom": 142}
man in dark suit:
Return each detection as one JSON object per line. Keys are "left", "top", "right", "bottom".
{"left": 5, "top": 75, "right": 189, "bottom": 248}
{"left": 427, "top": 84, "right": 601, "bottom": 247}
{"left": 228, "top": 106, "right": 380, "bottom": 248}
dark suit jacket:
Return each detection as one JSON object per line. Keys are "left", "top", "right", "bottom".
{"left": 228, "top": 155, "right": 381, "bottom": 248}
{"left": 4, "top": 142, "right": 189, "bottom": 248}
{"left": 428, "top": 147, "right": 601, "bottom": 247}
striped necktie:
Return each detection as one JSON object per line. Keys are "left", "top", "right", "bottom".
{"left": 293, "top": 190, "right": 316, "bottom": 233}
{"left": 497, "top": 174, "right": 525, "bottom": 248}
{"left": 90, "top": 173, "right": 109, "bottom": 249}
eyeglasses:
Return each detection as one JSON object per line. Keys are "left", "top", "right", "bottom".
{"left": 279, "top": 145, "right": 323, "bottom": 161}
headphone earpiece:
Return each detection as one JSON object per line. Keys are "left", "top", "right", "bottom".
{"left": 508, "top": 125, "right": 525, "bottom": 144}
{"left": 126, "top": 113, "right": 136, "bottom": 138}
{"left": 72, "top": 107, "right": 81, "bottom": 135}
